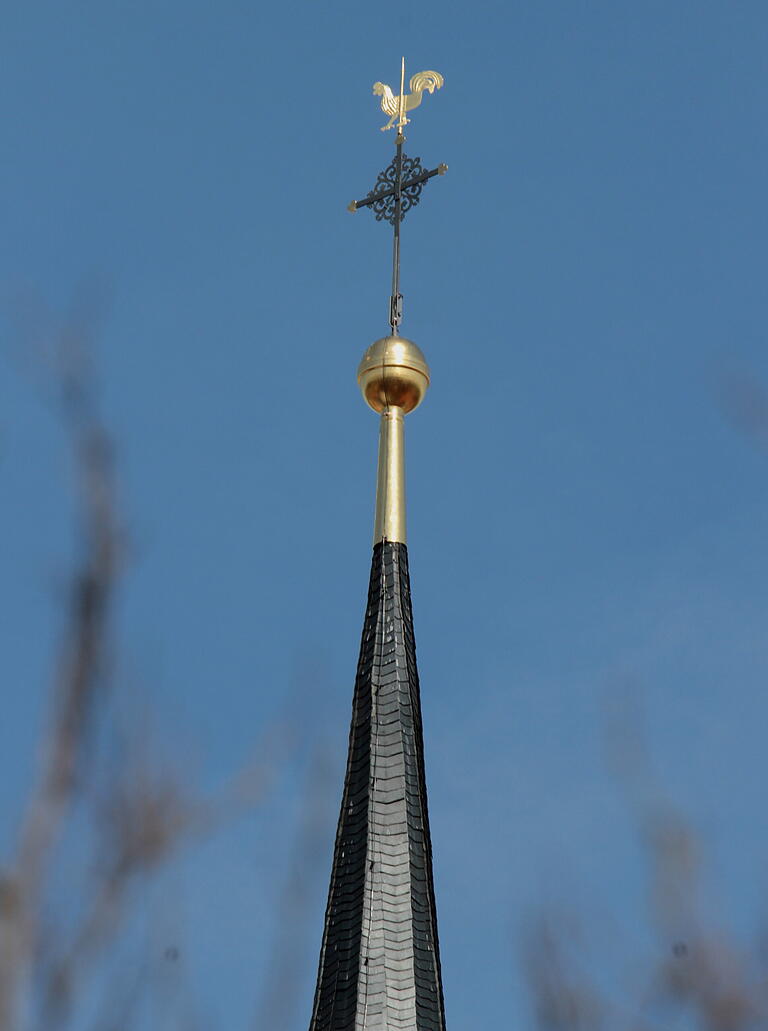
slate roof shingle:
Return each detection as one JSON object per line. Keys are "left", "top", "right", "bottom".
{"left": 309, "top": 541, "right": 446, "bottom": 1031}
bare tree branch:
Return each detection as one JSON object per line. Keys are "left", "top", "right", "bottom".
{"left": 0, "top": 315, "right": 120, "bottom": 1030}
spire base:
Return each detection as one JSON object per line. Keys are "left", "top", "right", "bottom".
{"left": 308, "top": 542, "right": 446, "bottom": 1031}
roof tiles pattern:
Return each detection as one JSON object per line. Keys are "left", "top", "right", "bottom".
{"left": 309, "top": 541, "right": 445, "bottom": 1031}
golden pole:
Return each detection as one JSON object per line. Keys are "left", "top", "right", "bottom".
{"left": 397, "top": 56, "right": 406, "bottom": 133}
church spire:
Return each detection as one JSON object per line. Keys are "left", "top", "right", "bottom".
{"left": 309, "top": 61, "right": 447, "bottom": 1031}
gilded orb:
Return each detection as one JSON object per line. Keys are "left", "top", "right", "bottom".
{"left": 357, "top": 335, "right": 430, "bottom": 414}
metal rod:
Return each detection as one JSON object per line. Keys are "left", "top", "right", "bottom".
{"left": 390, "top": 136, "right": 403, "bottom": 334}
{"left": 398, "top": 56, "right": 406, "bottom": 132}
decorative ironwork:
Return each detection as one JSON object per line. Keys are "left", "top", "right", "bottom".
{"left": 349, "top": 154, "right": 447, "bottom": 225}
{"left": 367, "top": 153, "right": 424, "bottom": 225}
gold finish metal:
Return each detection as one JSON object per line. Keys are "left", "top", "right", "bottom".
{"left": 358, "top": 336, "right": 430, "bottom": 544}
{"left": 397, "top": 56, "right": 406, "bottom": 135}
{"left": 357, "top": 335, "right": 430, "bottom": 414}
{"left": 373, "top": 406, "right": 406, "bottom": 544}
{"left": 372, "top": 59, "right": 444, "bottom": 133}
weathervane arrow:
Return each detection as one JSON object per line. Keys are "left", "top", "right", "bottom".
{"left": 348, "top": 57, "right": 447, "bottom": 335}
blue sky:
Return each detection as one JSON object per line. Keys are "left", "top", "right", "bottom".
{"left": 2, "top": 1, "right": 768, "bottom": 1027}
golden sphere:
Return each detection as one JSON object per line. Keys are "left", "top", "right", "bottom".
{"left": 357, "top": 335, "right": 430, "bottom": 414}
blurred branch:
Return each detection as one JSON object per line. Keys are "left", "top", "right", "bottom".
{"left": 0, "top": 314, "right": 120, "bottom": 1029}
{"left": 524, "top": 687, "right": 768, "bottom": 1030}
{"left": 718, "top": 367, "right": 768, "bottom": 453}
{"left": 1, "top": 308, "right": 278, "bottom": 1030}
{"left": 252, "top": 747, "right": 335, "bottom": 1031}
{"left": 523, "top": 915, "right": 606, "bottom": 1031}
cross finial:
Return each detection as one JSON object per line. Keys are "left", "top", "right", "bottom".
{"left": 349, "top": 60, "right": 447, "bottom": 335}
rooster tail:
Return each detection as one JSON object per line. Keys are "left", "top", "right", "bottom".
{"left": 408, "top": 70, "right": 444, "bottom": 95}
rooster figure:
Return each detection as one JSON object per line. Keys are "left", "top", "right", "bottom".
{"left": 373, "top": 70, "right": 444, "bottom": 132}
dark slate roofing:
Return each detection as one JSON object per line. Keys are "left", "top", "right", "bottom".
{"left": 309, "top": 541, "right": 446, "bottom": 1031}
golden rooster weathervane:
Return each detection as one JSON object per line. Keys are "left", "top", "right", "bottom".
{"left": 373, "top": 57, "right": 444, "bottom": 132}
{"left": 348, "top": 58, "right": 446, "bottom": 336}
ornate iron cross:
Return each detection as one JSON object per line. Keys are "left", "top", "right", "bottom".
{"left": 348, "top": 58, "right": 447, "bottom": 335}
